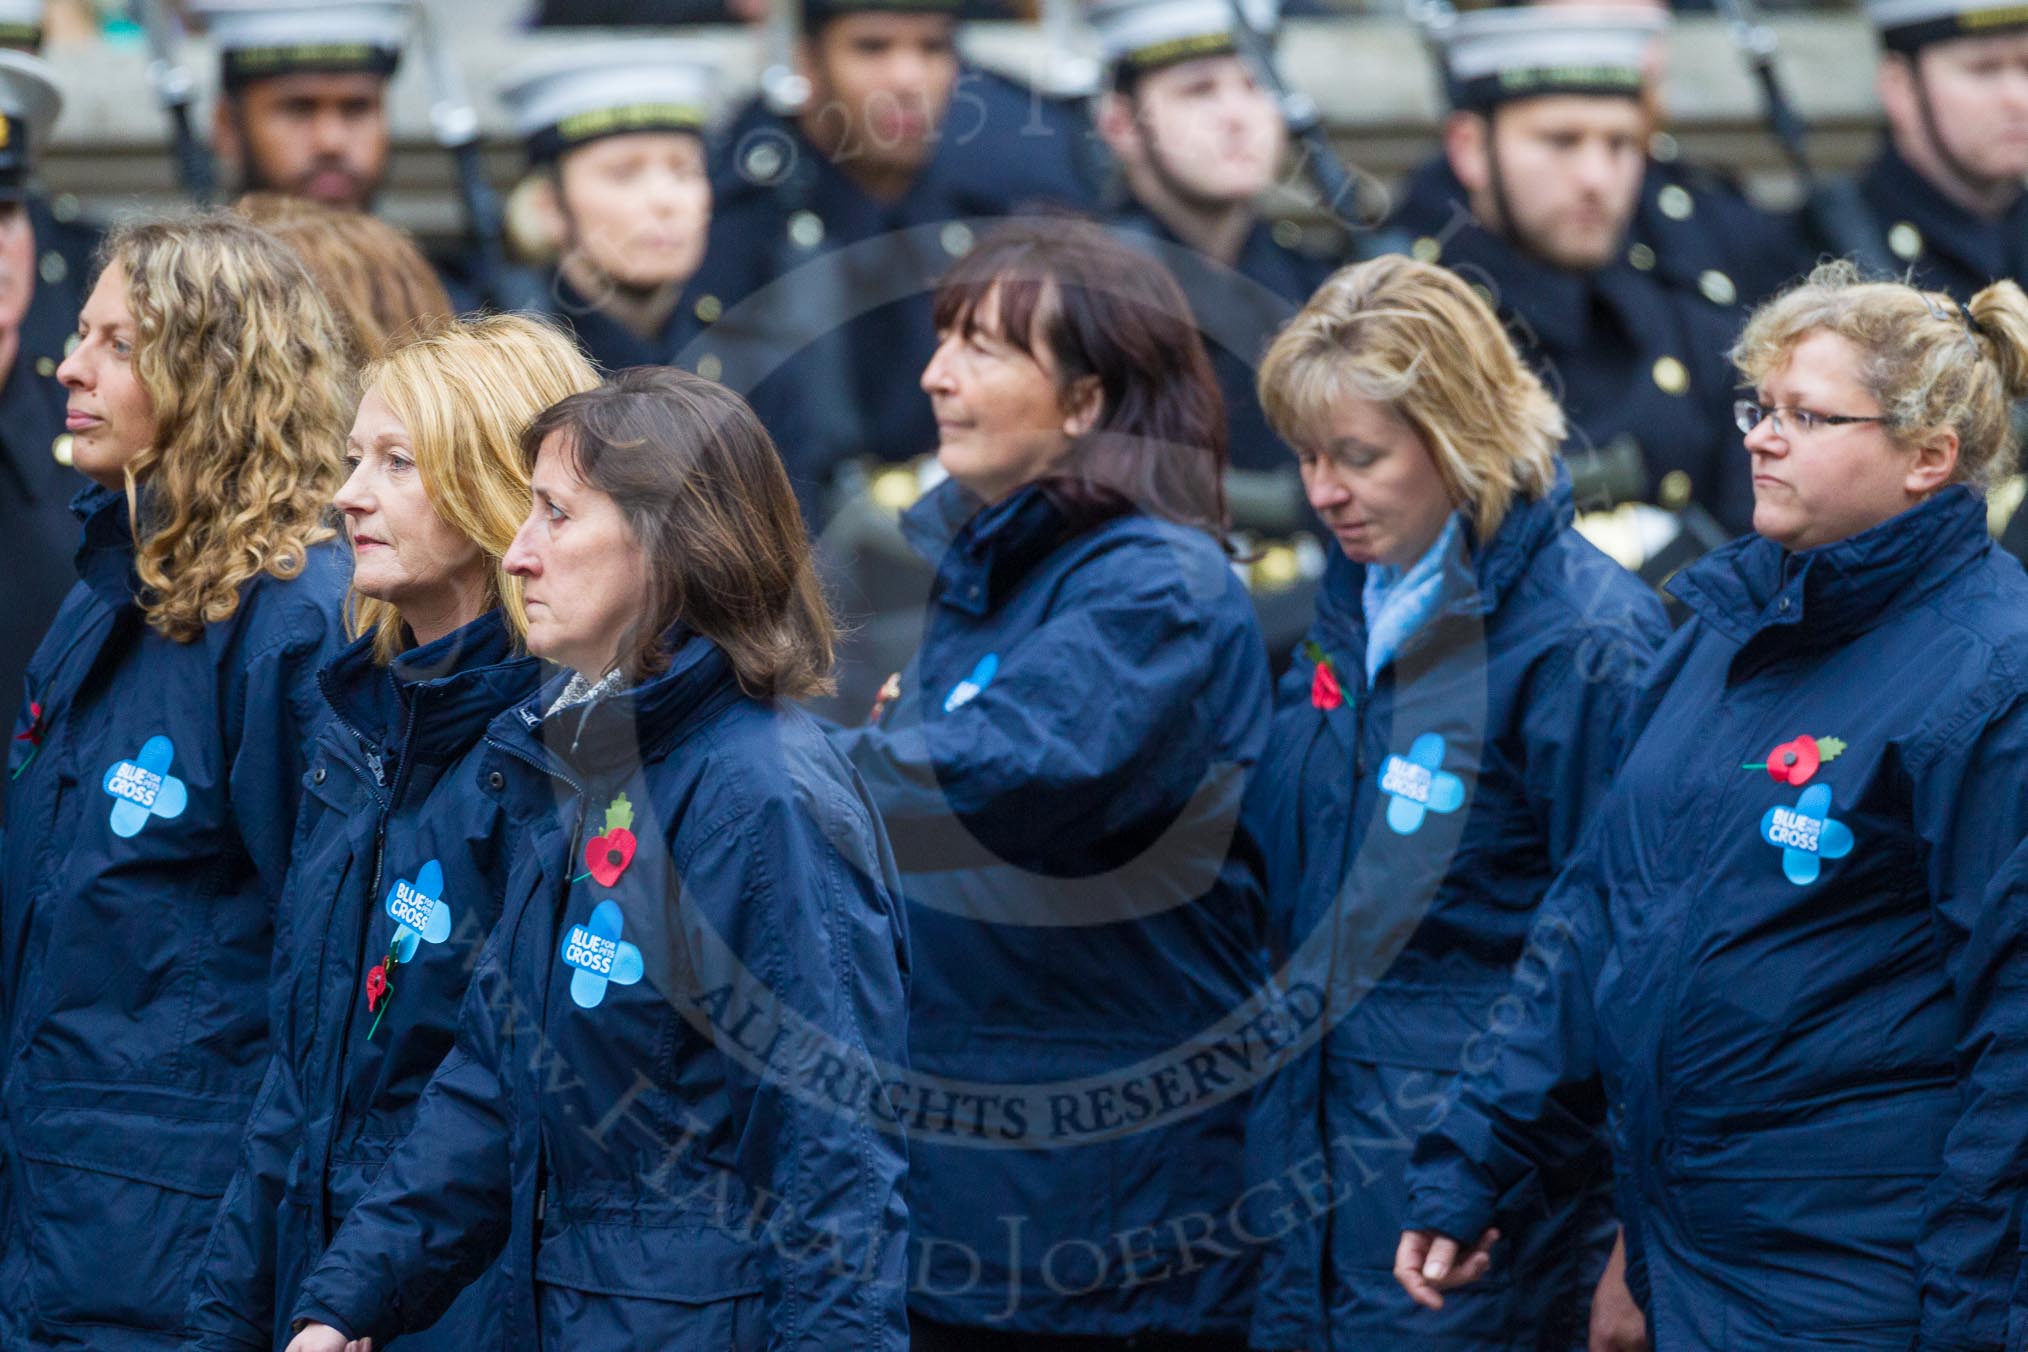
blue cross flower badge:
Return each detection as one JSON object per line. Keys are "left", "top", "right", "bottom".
{"left": 1759, "top": 782, "right": 1854, "bottom": 885}
{"left": 944, "top": 652, "right": 999, "bottom": 713}
{"left": 101, "top": 735, "right": 188, "bottom": 838}
{"left": 1378, "top": 732, "right": 1466, "bottom": 836}
{"left": 383, "top": 859, "right": 453, "bottom": 963}
{"left": 559, "top": 898, "right": 645, "bottom": 1009}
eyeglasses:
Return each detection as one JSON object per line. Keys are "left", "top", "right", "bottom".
{"left": 1734, "top": 400, "right": 1889, "bottom": 438}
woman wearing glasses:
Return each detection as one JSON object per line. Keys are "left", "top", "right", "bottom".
{"left": 1395, "top": 262, "right": 2028, "bottom": 1348}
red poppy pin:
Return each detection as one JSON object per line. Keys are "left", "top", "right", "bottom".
{"left": 582, "top": 794, "right": 638, "bottom": 888}
{"left": 1302, "top": 641, "right": 1344, "bottom": 712}
{"left": 868, "top": 672, "right": 902, "bottom": 726}
{"left": 10, "top": 701, "right": 45, "bottom": 781}
{"left": 1744, "top": 735, "right": 1846, "bottom": 787}
{"left": 366, "top": 962, "right": 389, "bottom": 1012}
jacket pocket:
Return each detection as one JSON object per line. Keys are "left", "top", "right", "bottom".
{"left": 1668, "top": 1086, "right": 1953, "bottom": 1338}
{"left": 533, "top": 1214, "right": 764, "bottom": 1350}
{"left": 10, "top": 1138, "right": 230, "bottom": 1334}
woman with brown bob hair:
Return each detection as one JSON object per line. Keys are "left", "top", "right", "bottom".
{"left": 286, "top": 367, "right": 911, "bottom": 1352}
{"left": 830, "top": 217, "right": 1272, "bottom": 1350}
{"left": 235, "top": 192, "right": 455, "bottom": 363}
{"left": 0, "top": 213, "right": 354, "bottom": 1347}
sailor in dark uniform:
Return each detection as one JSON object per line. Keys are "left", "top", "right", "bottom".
{"left": 1091, "top": 0, "right": 1340, "bottom": 662}
{"left": 495, "top": 42, "right": 815, "bottom": 509}
{"left": 1805, "top": 0, "right": 2028, "bottom": 554}
{"left": 705, "top": 0, "right": 1103, "bottom": 511}
{"left": 188, "top": 0, "right": 406, "bottom": 214}
{"left": 1390, "top": 5, "right": 1754, "bottom": 569}
{"left": 0, "top": 3, "right": 96, "bottom": 315}
{"left": 0, "top": 49, "right": 87, "bottom": 819}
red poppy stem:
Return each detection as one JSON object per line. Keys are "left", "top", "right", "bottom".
{"left": 9, "top": 746, "right": 36, "bottom": 781}
{"left": 571, "top": 870, "right": 591, "bottom": 884}
{"left": 368, "top": 1003, "right": 386, "bottom": 1040}
{"left": 1741, "top": 762, "right": 1766, "bottom": 770}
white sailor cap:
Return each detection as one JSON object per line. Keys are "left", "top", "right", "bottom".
{"left": 1864, "top": 0, "right": 2028, "bottom": 50}
{"left": 0, "top": 49, "right": 59, "bottom": 198}
{"left": 187, "top": 0, "right": 411, "bottom": 90}
{"left": 497, "top": 42, "right": 717, "bottom": 164}
{"left": 1088, "top": 0, "right": 1279, "bottom": 79}
{"left": 1443, "top": 5, "right": 1666, "bottom": 110}
{"left": 0, "top": 1, "right": 43, "bottom": 55}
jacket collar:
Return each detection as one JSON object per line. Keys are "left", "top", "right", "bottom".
{"left": 72, "top": 482, "right": 140, "bottom": 611}
{"left": 494, "top": 627, "right": 743, "bottom": 782}
{"left": 320, "top": 608, "right": 535, "bottom": 762}
{"left": 1668, "top": 484, "right": 1991, "bottom": 645}
{"left": 1313, "top": 463, "right": 1576, "bottom": 657}
{"left": 901, "top": 478, "right": 1078, "bottom": 618}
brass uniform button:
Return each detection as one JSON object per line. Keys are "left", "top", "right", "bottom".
{"left": 693, "top": 293, "right": 722, "bottom": 324}
{"left": 34, "top": 355, "right": 54, "bottom": 378}
{"left": 38, "top": 250, "right": 64, "bottom": 285}
{"left": 63, "top": 332, "right": 78, "bottom": 356}
{"left": 1888, "top": 222, "right": 1923, "bottom": 262}
{"left": 788, "top": 210, "right": 824, "bottom": 250}
{"left": 1411, "top": 236, "right": 1442, "bottom": 264}
{"left": 1271, "top": 218, "right": 1302, "bottom": 250}
{"left": 1628, "top": 243, "right": 1657, "bottom": 272}
{"left": 1698, "top": 269, "right": 1737, "bottom": 307}
{"left": 1658, "top": 185, "right": 1694, "bottom": 221}
{"left": 696, "top": 352, "right": 723, "bottom": 382}
{"left": 1652, "top": 355, "right": 1689, "bottom": 395}
{"left": 744, "top": 142, "right": 784, "bottom": 183}
{"left": 939, "top": 221, "right": 974, "bottom": 257}
{"left": 50, "top": 433, "right": 71, "bottom": 466}
{"left": 1660, "top": 469, "right": 1693, "bottom": 510}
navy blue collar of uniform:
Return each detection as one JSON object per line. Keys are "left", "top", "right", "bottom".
{"left": 1112, "top": 203, "right": 1284, "bottom": 279}
{"left": 1862, "top": 138, "right": 2028, "bottom": 291}
{"left": 1668, "top": 484, "right": 1990, "bottom": 645}
{"left": 72, "top": 481, "right": 142, "bottom": 611}
{"left": 321, "top": 608, "right": 535, "bottom": 762}
{"left": 714, "top": 78, "right": 1007, "bottom": 222}
{"left": 1439, "top": 221, "right": 1601, "bottom": 354}
{"left": 497, "top": 626, "right": 743, "bottom": 778}
{"left": 549, "top": 270, "right": 705, "bottom": 371}
{"left": 901, "top": 477, "right": 1082, "bottom": 616}
{"left": 1312, "top": 462, "right": 1576, "bottom": 649}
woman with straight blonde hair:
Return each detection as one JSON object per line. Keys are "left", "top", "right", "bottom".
{"left": 1399, "top": 265, "right": 2028, "bottom": 1349}
{"left": 185, "top": 313, "right": 600, "bottom": 1352}
{"left": 0, "top": 213, "right": 354, "bottom": 1349}
{"left": 1243, "top": 254, "right": 1668, "bottom": 1352}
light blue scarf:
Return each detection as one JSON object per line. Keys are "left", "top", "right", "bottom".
{"left": 1362, "top": 513, "right": 1466, "bottom": 684}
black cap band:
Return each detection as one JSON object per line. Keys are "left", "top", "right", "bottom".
{"left": 1457, "top": 63, "right": 1645, "bottom": 110}
{"left": 801, "top": 0, "right": 970, "bottom": 28}
{"left": 1112, "top": 30, "right": 1240, "bottom": 80}
{"left": 1880, "top": 3, "right": 2028, "bottom": 49}
{"left": 221, "top": 41, "right": 401, "bottom": 91}
{"left": 527, "top": 101, "right": 707, "bottom": 163}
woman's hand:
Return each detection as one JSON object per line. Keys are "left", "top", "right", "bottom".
{"left": 283, "top": 1325, "right": 371, "bottom": 1352}
{"left": 1394, "top": 1226, "right": 1501, "bottom": 1310}
{"left": 1589, "top": 1228, "right": 1649, "bottom": 1352}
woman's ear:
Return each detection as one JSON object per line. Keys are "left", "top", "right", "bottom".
{"left": 1905, "top": 425, "right": 1960, "bottom": 497}
{"left": 1061, "top": 375, "right": 1103, "bottom": 438}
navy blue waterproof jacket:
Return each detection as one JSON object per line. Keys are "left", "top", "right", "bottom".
{"left": 1404, "top": 487, "right": 2028, "bottom": 1350}
{"left": 831, "top": 479, "right": 1273, "bottom": 1338}
{"left": 1244, "top": 473, "right": 1667, "bottom": 1351}
{"left": 291, "top": 633, "right": 912, "bottom": 1350}
{"left": 0, "top": 484, "right": 349, "bottom": 1348}
{"left": 186, "top": 609, "right": 542, "bottom": 1351}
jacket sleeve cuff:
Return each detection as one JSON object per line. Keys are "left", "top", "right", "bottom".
{"left": 287, "top": 1298, "right": 361, "bottom": 1344}
{"left": 1406, "top": 1184, "right": 1499, "bottom": 1245}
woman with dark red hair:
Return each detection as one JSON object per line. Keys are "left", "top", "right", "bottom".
{"left": 832, "top": 216, "right": 1272, "bottom": 1351}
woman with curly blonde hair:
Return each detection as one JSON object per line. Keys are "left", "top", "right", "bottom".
{"left": 1243, "top": 254, "right": 1668, "bottom": 1352}
{"left": 0, "top": 213, "right": 355, "bottom": 1349}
